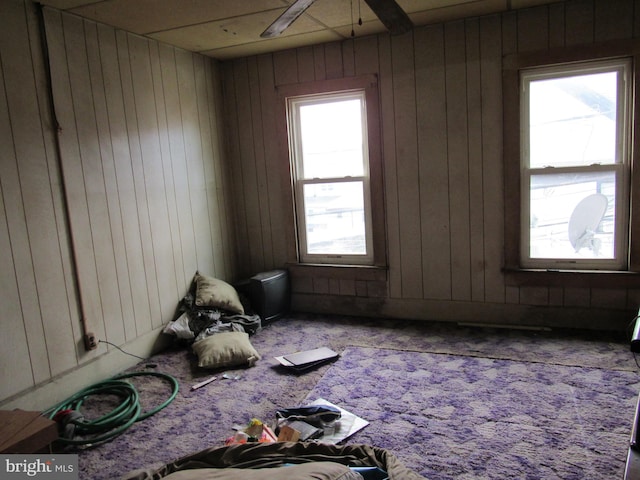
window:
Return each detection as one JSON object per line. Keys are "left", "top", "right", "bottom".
{"left": 287, "top": 91, "right": 373, "bottom": 264}
{"left": 519, "top": 58, "right": 632, "bottom": 271}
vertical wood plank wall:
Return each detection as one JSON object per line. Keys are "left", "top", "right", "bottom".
{"left": 0, "top": 1, "right": 235, "bottom": 405}
{"left": 2, "top": 0, "right": 640, "bottom": 408}
{"left": 221, "top": 0, "right": 640, "bottom": 327}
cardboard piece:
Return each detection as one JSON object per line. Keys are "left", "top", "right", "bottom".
{"left": 0, "top": 410, "right": 58, "bottom": 453}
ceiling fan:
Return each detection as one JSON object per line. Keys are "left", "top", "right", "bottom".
{"left": 261, "top": 0, "right": 413, "bottom": 38}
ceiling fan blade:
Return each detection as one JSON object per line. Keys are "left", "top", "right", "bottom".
{"left": 363, "top": 0, "right": 412, "bottom": 35}
{"left": 261, "top": 0, "right": 317, "bottom": 38}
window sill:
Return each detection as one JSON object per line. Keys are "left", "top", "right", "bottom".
{"left": 504, "top": 267, "right": 640, "bottom": 288}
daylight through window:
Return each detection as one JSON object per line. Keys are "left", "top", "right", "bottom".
{"left": 287, "top": 91, "right": 373, "bottom": 265}
{"left": 520, "top": 58, "right": 631, "bottom": 270}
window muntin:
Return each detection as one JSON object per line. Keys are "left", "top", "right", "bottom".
{"left": 288, "top": 91, "right": 373, "bottom": 264}
{"left": 520, "top": 59, "right": 630, "bottom": 270}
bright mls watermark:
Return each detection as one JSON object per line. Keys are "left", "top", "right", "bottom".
{"left": 1, "top": 455, "right": 78, "bottom": 479}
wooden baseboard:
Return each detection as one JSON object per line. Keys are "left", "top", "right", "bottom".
{"left": 291, "top": 293, "right": 633, "bottom": 331}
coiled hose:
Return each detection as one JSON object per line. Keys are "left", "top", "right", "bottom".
{"left": 44, "top": 371, "right": 179, "bottom": 446}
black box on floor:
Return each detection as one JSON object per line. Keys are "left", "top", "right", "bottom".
{"left": 236, "top": 269, "right": 289, "bottom": 323}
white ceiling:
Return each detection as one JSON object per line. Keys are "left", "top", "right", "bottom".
{"left": 38, "top": 0, "right": 564, "bottom": 60}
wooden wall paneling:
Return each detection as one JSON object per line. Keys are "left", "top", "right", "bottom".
{"left": 353, "top": 36, "right": 379, "bottom": 76}
{"left": 149, "top": 40, "right": 187, "bottom": 292}
{"left": 292, "top": 274, "right": 313, "bottom": 294}
{"left": 519, "top": 286, "right": 548, "bottom": 305}
{"left": 501, "top": 12, "right": 520, "bottom": 272}
{"left": 353, "top": 36, "right": 386, "bottom": 267}
{"left": 329, "top": 278, "right": 340, "bottom": 295}
{"left": 548, "top": 286, "right": 564, "bottom": 306}
{"left": 116, "top": 29, "right": 157, "bottom": 334}
{"left": 248, "top": 56, "right": 274, "bottom": 270}
{"left": 391, "top": 31, "right": 423, "bottom": 299}
{"left": 257, "top": 54, "right": 290, "bottom": 269}
{"left": 479, "top": 14, "right": 506, "bottom": 305}
{"left": 0, "top": 189, "right": 34, "bottom": 398}
{"left": 270, "top": 50, "right": 306, "bottom": 267}
{"left": 313, "top": 44, "right": 327, "bottom": 80}
{"left": 175, "top": 49, "right": 216, "bottom": 278}
{"left": 465, "top": 18, "right": 486, "bottom": 303}
{"left": 128, "top": 34, "right": 177, "bottom": 326}
{"left": 84, "top": 21, "right": 128, "bottom": 345}
{"left": 414, "top": 24, "right": 452, "bottom": 301}
{"left": 233, "top": 58, "right": 265, "bottom": 275}
{"left": 192, "top": 54, "right": 223, "bottom": 280}
{"left": 377, "top": 35, "right": 402, "bottom": 298}
{"left": 516, "top": 5, "right": 549, "bottom": 53}
{"left": 98, "top": 24, "right": 152, "bottom": 339}
{"left": 26, "top": 1, "right": 82, "bottom": 367}
{"left": 501, "top": 11, "right": 518, "bottom": 56}
{"left": 273, "top": 49, "right": 299, "bottom": 86}
{"left": 594, "top": 0, "right": 634, "bottom": 42}
{"left": 342, "top": 38, "right": 356, "bottom": 77}
{"left": 513, "top": 8, "right": 551, "bottom": 307}
{"left": 217, "top": 76, "right": 239, "bottom": 278}
{"left": 563, "top": 287, "right": 591, "bottom": 307}
{"left": 444, "top": 21, "right": 472, "bottom": 302}
{"left": 158, "top": 44, "right": 198, "bottom": 284}
{"left": 548, "top": 2, "right": 566, "bottom": 48}
{"left": 565, "top": 0, "right": 594, "bottom": 46}
{"left": 196, "top": 55, "right": 227, "bottom": 280}
{"left": 339, "top": 278, "right": 357, "bottom": 295}
{"left": 627, "top": 289, "right": 640, "bottom": 310}
{"left": 45, "top": 8, "right": 105, "bottom": 351}
{"left": 505, "top": 285, "right": 520, "bottom": 304}
{"left": 324, "top": 42, "right": 344, "bottom": 80}
{"left": 0, "top": 12, "right": 39, "bottom": 396}
{"left": 590, "top": 287, "right": 628, "bottom": 309}
{"left": 221, "top": 61, "right": 250, "bottom": 275}
{"left": 4, "top": 3, "right": 77, "bottom": 379}
{"left": 296, "top": 46, "right": 316, "bottom": 83}
{"left": 205, "top": 59, "right": 236, "bottom": 279}
{"left": 313, "top": 276, "right": 330, "bottom": 294}
{"left": 67, "top": 15, "right": 126, "bottom": 346}
{"left": 519, "top": 285, "right": 548, "bottom": 305}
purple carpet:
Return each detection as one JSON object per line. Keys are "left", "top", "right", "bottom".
{"left": 303, "top": 346, "right": 639, "bottom": 479}
{"left": 66, "top": 314, "right": 638, "bottom": 479}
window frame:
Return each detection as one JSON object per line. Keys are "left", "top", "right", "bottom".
{"left": 276, "top": 75, "right": 387, "bottom": 268}
{"left": 503, "top": 41, "right": 640, "bottom": 287}
{"left": 287, "top": 91, "right": 374, "bottom": 265}
{"left": 519, "top": 58, "right": 631, "bottom": 271}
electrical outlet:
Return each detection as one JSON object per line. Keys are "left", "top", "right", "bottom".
{"left": 84, "top": 332, "right": 98, "bottom": 351}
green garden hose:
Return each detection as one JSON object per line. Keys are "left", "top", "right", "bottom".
{"left": 44, "top": 371, "right": 179, "bottom": 446}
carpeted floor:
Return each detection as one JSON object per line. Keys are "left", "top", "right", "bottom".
{"left": 65, "top": 313, "right": 639, "bottom": 479}
{"left": 304, "top": 346, "right": 639, "bottom": 479}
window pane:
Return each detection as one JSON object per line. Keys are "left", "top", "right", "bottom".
{"left": 299, "top": 99, "right": 364, "bottom": 179}
{"left": 529, "top": 71, "right": 618, "bottom": 168}
{"left": 529, "top": 171, "right": 615, "bottom": 259}
{"left": 303, "top": 182, "right": 366, "bottom": 255}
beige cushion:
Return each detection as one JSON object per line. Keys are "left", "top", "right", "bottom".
{"left": 163, "top": 462, "right": 363, "bottom": 480}
{"left": 192, "top": 332, "right": 260, "bottom": 369}
{"left": 194, "top": 272, "right": 244, "bottom": 314}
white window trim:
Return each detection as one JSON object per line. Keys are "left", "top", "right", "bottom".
{"left": 287, "top": 90, "right": 374, "bottom": 265}
{"left": 519, "top": 58, "right": 632, "bottom": 271}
